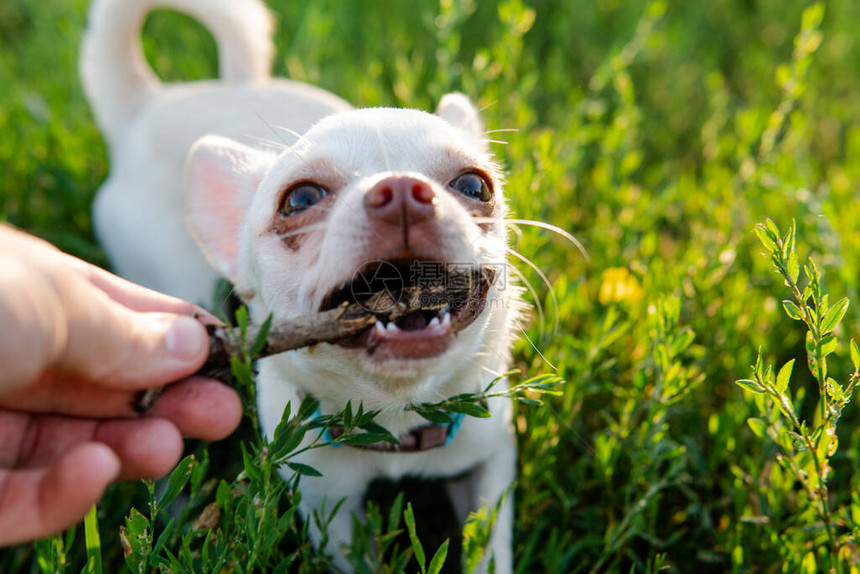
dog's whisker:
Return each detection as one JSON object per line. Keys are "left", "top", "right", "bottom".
{"left": 252, "top": 111, "right": 311, "bottom": 168}
{"left": 248, "top": 136, "right": 291, "bottom": 151}
{"left": 218, "top": 284, "right": 240, "bottom": 314}
{"left": 479, "top": 139, "right": 509, "bottom": 146}
{"left": 520, "top": 328, "right": 557, "bottom": 372}
{"left": 506, "top": 262, "right": 546, "bottom": 339}
{"left": 507, "top": 223, "right": 524, "bottom": 242}
{"left": 478, "top": 364, "right": 507, "bottom": 379}
{"left": 506, "top": 247, "right": 560, "bottom": 336}
{"left": 506, "top": 218, "right": 590, "bottom": 262}
{"left": 477, "top": 100, "right": 498, "bottom": 113}
{"left": 271, "top": 124, "right": 313, "bottom": 147}
{"left": 482, "top": 128, "right": 520, "bottom": 135}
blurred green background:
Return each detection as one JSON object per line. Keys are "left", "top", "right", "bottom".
{"left": 2, "top": 0, "right": 860, "bottom": 571}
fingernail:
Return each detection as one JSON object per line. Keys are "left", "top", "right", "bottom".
{"left": 192, "top": 306, "right": 224, "bottom": 326}
{"left": 165, "top": 316, "right": 207, "bottom": 360}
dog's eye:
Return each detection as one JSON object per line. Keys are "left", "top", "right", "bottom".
{"left": 449, "top": 172, "right": 492, "bottom": 202}
{"left": 281, "top": 183, "right": 327, "bottom": 216}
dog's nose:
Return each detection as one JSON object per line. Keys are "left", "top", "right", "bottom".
{"left": 364, "top": 175, "right": 436, "bottom": 224}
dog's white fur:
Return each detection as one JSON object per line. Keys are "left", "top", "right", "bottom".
{"left": 82, "top": 1, "right": 521, "bottom": 571}
{"left": 82, "top": 0, "right": 351, "bottom": 304}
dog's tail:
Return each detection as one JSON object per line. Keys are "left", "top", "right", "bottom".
{"left": 80, "top": 0, "right": 275, "bottom": 144}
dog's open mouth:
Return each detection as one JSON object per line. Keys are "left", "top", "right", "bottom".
{"left": 319, "top": 259, "right": 495, "bottom": 359}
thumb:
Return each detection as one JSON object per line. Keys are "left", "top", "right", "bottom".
{"left": 57, "top": 289, "right": 211, "bottom": 389}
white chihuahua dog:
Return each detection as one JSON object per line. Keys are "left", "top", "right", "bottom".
{"left": 82, "top": 0, "right": 522, "bottom": 571}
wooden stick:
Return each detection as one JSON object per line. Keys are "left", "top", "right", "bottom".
{"left": 134, "top": 280, "right": 476, "bottom": 412}
{"left": 205, "top": 283, "right": 459, "bottom": 366}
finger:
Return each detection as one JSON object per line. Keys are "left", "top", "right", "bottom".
{"left": 93, "top": 418, "right": 183, "bottom": 480}
{"left": 8, "top": 414, "right": 98, "bottom": 469}
{"left": 0, "top": 443, "right": 119, "bottom": 546}
{"left": 146, "top": 378, "right": 243, "bottom": 441}
{"left": 0, "top": 373, "right": 140, "bottom": 418}
{"left": 9, "top": 413, "right": 182, "bottom": 480}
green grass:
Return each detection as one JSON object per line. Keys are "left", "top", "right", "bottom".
{"left": 3, "top": 0, "right": 860, "bottom": 571}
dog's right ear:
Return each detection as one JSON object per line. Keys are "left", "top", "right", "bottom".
{"left": 185, "top": 135, "right": 272, "bottom": 283}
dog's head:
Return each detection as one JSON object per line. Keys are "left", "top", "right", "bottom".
{"left": 186, "top": 94, "right": 518, "bottom": 409}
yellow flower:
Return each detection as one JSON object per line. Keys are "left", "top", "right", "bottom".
{"left": 598, "top": 267, "right": 644, "bottom": 305}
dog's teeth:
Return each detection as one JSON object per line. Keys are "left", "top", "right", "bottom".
{"left": 374, "top": 320, "right": 386, "bottom": 336}
{"left": 386, "top": 321, "right": 400, "bottom": 332}
{"left": 441, "top": 312, "right": 452, "bottom": 327}
{"left": 428, "top": 316, "right": 441, "bottom": 328}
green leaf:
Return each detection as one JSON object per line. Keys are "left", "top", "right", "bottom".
{"left": 286, "top": 462, "right": 323, "bottom": 477}
{"left": 343, "top": 400, "right": 354, "bottom": 428}
{"left": 805, "top": 331, "right": 816, "bottom": 355}
{"left": 125, "top": 507, "right": 150, "bottom": 535}
{"left": 736, "top": 379, "right": 765, "bottom": 394}
{"left": 388, "top": 492, "right": 404, "bottom": 532}
{"left": 820, "top": 297, "right": 849, "bottom": 334}
{"left": 160, "top": 456, "right": 194, "bottom": 507}
{"left": 241, "top": 444, "right": 261, "bottom": 482}
{"left": 825, "top": 377, "right": 844, "bottom": 403}
{"left": 272, "top": 421, "right": 306, "bottom": 459}
{"left": 235, "top": 305, "right": 249, "bottom": 339}
{"left": 150, "top": 519, "right": 174, "bottom": 564}
{"left": 747, "top": 417, "right": 767, "bottom": 438}
{"left": 298, "top": 395, "right": 321, "bottom": 421}
{"left": 801, "top": 3, "right": 825, "bottom": 30}
{"left": 428, "top": 539, "right": 450, "bottom": 574}
{"left": 121, "top": 508, "right": 150, "bottom": 573}
{"left": 359, "top": 421, "right": 398, "bottom": 444}
{"left": 84, "top": 506, "right": 102, "bottom": 574}
{"left": 339, "top": 432, "right": 392, "bottom": 446}
{"left": 851, "top": 339, "right": 860, "bottom": 370}
{"left": 415, "top": 407, "right": 455, "bottom": 424}
{"left": 515, "top": 397, "right": 544, "bottom": 406}
{"left": 819, "top": 335, "right": 839, "bottom": 358}
{"left": 782, "top": 300, "right": 802, "bottom": 320}
{"left": 754, "top": 225, "right": 776, "bottom": 251}
{"left": 354, "top": 402, "right": 369, "bottom": 424}
{"left": 669, "top": 328, "right": 696, "bottom": 356}
{"left": 765, "top": 219, "right": 781, "bottom": 241}
{"left": 483, "top": 370, "right": 519, "bottom": 393}
{"left": 250, "top": 313, "right": 274, "bottom": 358}
{"left": 216, "top": 480, "right": 233, "bottom": 515}
{"left": 787, "top": 250, "right": 799, "bottom": 285}
{"left": 776, "top": 359, "right": 795, "bottom": 393}
{"left": 444, "top": 401, "right": 492, "bottom": 418}
{"left": 405, "top": 504, "right": 426, "bottom": 573}
{"left": 230, "top": 355, "right": 254, "bottom": 388}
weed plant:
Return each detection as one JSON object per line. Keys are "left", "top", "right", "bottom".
{"left": 3, "top": 0, "right": 860, "bottom": 571}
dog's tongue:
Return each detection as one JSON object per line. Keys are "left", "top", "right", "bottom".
{"left": 398, "top": 311, "right": 428, "bottom": 332}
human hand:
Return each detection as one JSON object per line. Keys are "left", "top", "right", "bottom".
{"left": 0, "top": 226, "right": 243, "bottom": 545}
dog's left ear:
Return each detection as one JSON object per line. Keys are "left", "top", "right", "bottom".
{"left": 185, "top": 135, "right": 272, "bottom": 283}
{"left": 436, "top": 92, "right": 483, "bottom": 140}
